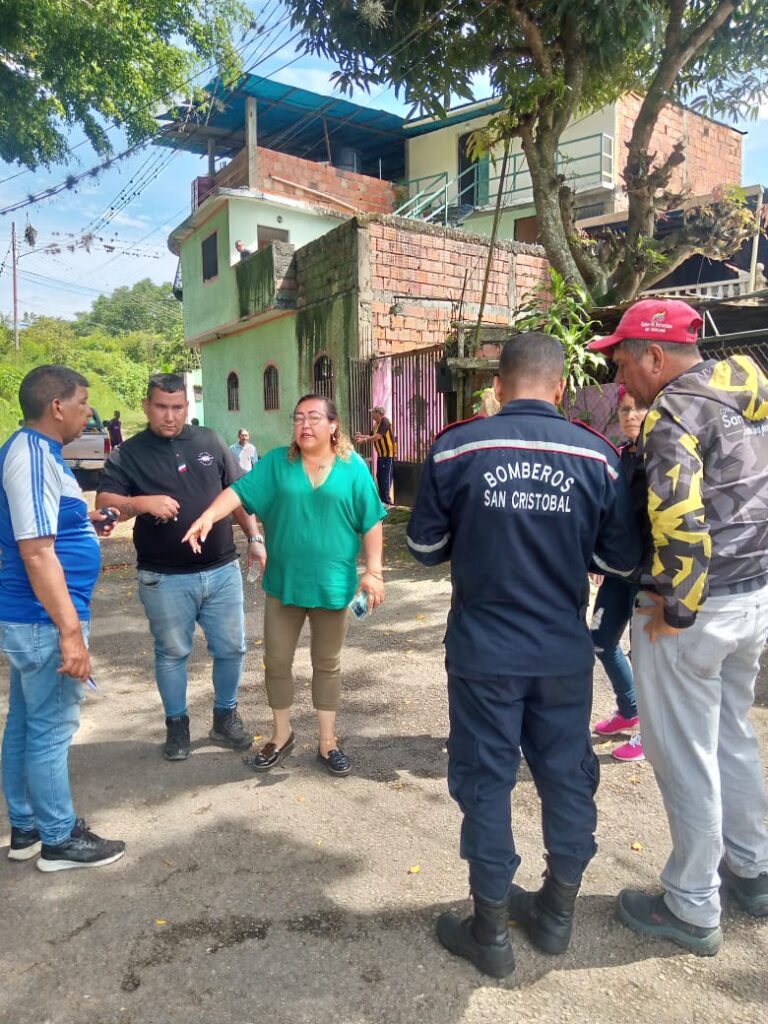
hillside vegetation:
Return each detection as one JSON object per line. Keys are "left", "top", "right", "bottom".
{"left": 0, "top": 279, "right": 193, "bottom": 441}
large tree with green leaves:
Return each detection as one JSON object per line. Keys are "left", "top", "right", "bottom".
{"left": 0, "top": 0, "right": 249, "bottom": 169}
{"left": 74, "top": 278, "right": 182, "bottom": 341}
{"left": 287, "top": 1, "right": 768, "bottom": 303}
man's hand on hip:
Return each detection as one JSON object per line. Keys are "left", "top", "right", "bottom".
{"left": 637, "top": 592, "right": 683, "bottom": 643}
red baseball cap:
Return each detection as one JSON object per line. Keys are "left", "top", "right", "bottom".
{"left": 588, "top": 298, "right": 703, "bottom": 355}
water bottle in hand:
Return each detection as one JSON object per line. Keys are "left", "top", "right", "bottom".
{"left": 348, "top": 591, "right": 369, "bottom": 620}
{"left": 247, "top": 563, "right": 261, "bottom": 583}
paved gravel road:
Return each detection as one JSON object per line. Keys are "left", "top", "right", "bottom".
{"left": 1, "top": 515, "right": 766, "bottom": 1024}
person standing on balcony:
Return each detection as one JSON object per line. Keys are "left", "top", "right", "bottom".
{"left": 235, "top": 240, "right": 252, "bottom": 261}
{"left": 355, "top": 406, "right": 395, "bottom": 505}
{"left": 588, "top": 298, "right": 768, "bottom": 955}
{"left": 96, "top": 374, "right": 262, "bottom": 763}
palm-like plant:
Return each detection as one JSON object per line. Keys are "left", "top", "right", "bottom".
{"left": 514, "top": 269, "right": 606, "bottom": 400}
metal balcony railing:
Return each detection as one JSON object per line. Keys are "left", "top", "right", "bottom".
{"left": 395, "top": 133, "right": 615, "bottom": 225}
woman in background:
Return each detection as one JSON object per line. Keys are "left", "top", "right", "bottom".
{"left": 591, "top": 386, "right": 647, "bottom": 762}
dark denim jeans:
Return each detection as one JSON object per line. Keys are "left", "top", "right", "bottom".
{"left": 590, "top": 576, "right": 638, "bottom": 719}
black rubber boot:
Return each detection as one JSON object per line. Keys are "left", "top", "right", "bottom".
{"left": 436, "top": 892, "right": 516, "bottom": 978}
{"left": 507, "top": 869, "right": 580, "bottom": 954}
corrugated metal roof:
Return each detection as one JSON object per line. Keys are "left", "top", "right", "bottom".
{"left": 156, "top": 74, "right": 406, "bottom": 179}
{"left": 404, "top": 97, "right": 504, "bottom": 137}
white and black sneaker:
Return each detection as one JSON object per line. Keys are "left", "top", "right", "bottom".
{"left": 37, "top": 819, "right": 126, "bottom": 872}
{"left": 8, "top": 826, "right": 42, "bottom": 861}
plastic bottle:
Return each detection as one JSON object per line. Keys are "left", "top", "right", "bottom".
{"left": 348, "top": 591, "right": 369, "bottom": 620}
{"left": 246, "top": 563, "right": 262, "bottom": 583}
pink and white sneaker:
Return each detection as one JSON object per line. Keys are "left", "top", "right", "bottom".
{"left": 612, "top": 734, "right": 645, "bottom": 762}
{"left": 593, "top": 711, "right": 639, "bottom": 736}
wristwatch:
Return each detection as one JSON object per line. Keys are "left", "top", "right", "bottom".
{"left": 247, "top": 534, "right": 264, "bottom": 544}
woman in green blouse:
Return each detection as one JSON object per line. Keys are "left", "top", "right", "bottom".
{"left": 183, "top": 393, "right": 386, "bottom": 776}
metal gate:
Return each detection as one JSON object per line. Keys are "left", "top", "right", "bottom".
{"left": 348, "top": 357, "right": 373, "bottom": 455}
{"left": 390, "top": 345, "right": 445, "bottom": 463}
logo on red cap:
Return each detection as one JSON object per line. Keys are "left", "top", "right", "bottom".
{"left": 587, "top": 299, "right": 702, "bottom": 353}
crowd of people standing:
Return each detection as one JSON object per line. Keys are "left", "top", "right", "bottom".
{"left": 1, "top": 297, "right": 766, "bottom": 980}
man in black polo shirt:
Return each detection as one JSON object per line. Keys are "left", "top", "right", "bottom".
{"left": 98, "top": 374, "right": 263, "bottom": 761}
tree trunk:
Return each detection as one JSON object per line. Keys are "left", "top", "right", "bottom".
{"left": 522, "top": 130, "right": 587, "bottom": 293}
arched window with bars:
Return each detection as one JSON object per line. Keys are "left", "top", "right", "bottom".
{"left": 227, "top": 371, "right": 240, "bottom": 412}
{"left": 263, "top": 364, "right": 279, "bottom": 411}
{"left": 313, "top": 354, "right": 334, "bottom": 401}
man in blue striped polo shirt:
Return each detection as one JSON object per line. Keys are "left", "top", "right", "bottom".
{"left": 0, "top": 365, "right": 125, "bottom": 872}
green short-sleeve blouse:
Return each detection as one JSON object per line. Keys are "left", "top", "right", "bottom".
{"left": 231, "top": 447, "right": 387, "bottom": 609}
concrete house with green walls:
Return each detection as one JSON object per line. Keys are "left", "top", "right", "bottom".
{"left": 160, "top": 74, "right": 404, "bottom": 454}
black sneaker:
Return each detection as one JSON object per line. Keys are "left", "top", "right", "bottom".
{"left": 164, "top": 714, "right": 191, "bottom": 760}
{"left": 210, "top": 706, "right": 253, "bottom": 750}
{"left": 720, "top": 860, "right": 768, "bottom": 917}
{"left": 8, "top": 827, "right": 41, "bottom": 862}
{"left": 37, "top": 819, "right": 125, "bottom": 873}
{"left": 617, "top": 889, "right": 723, "bottom": 956}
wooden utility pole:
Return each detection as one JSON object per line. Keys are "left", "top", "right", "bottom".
{"left": 473, "top": 143, "right": 510, "bottom": 353}
{"left": 11, "top": 221, "right": 19, "bottom": 352}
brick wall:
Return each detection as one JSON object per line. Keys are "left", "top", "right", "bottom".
{"left": 211, "top": 146, "right": 396, "bottom": 216}
{"left": 362, "top": 218, "right": 550, "bottom": 355}
{"left": 615, "top": 96, "right": 742, "bottom": 199}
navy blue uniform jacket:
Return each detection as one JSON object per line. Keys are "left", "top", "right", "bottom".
{"left": 407, "top": 400, "right": 640, "bottom": 678}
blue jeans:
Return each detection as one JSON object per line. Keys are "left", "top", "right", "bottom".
{"left": 447, "top": 671, "right": 599, "bottom": 901}
{"left": 1, "top": 620, "right": 88, "bottom": 845}
{"left": 138, "top": 560, "right": 246, "bottom": 718}
{"left": 590, "top": 576, "right": 638, "bottom": 719}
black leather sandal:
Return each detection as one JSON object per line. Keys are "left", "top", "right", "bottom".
{"left": 244, "top": 731, "right": 295, "bottom": 772}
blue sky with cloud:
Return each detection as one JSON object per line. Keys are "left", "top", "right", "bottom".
{"left": 0, "top": 8, "right": 766, "bottom": 324}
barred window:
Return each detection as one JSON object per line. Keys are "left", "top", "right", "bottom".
{"left": 264, "top": 365, "right": 279, "bottom": 411}
{"left": 227, "top": 371, "right": 239, "bottom": 412}
{"left": 313, "top": 354, "right": 334, "bottom": 400}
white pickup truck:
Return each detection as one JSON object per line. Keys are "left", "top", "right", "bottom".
{"left": 62, "top": 410, "right": 112, "bottom": 488}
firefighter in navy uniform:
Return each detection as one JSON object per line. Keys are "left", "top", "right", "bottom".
{"left": 407, "top": 332, "right": 640, "bottom": 977}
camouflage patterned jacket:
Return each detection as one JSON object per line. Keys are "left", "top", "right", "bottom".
{"left": 640, "top": 355, "right": 768, "bottom": 628}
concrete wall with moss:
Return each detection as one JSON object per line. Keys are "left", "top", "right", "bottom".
{"left": 294, "top": 221, "right": 360, "bottom": 430}
{"left": 199, "top": 315, "right": 300, "bottom": 455}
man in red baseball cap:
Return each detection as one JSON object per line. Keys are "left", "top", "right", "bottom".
{"left": 588, "top": 298, "right": 703, "bottom": 405}
{"left": 588, "top": 298, "right": 768, "bottom": 954}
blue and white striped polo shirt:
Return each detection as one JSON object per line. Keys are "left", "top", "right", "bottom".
{"left": 0, "top": 428, "right": 100, "bottom": 623}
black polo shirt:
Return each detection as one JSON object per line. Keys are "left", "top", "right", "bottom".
{"left": 99, "top": 425, "right": 244, "bottom": 574}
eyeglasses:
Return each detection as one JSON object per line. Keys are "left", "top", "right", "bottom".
{"left": 292, "top": 413, "right": 328, "bottom": 425}
{"left": 618, "top": 405, "right": 644, "bottom": 416}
